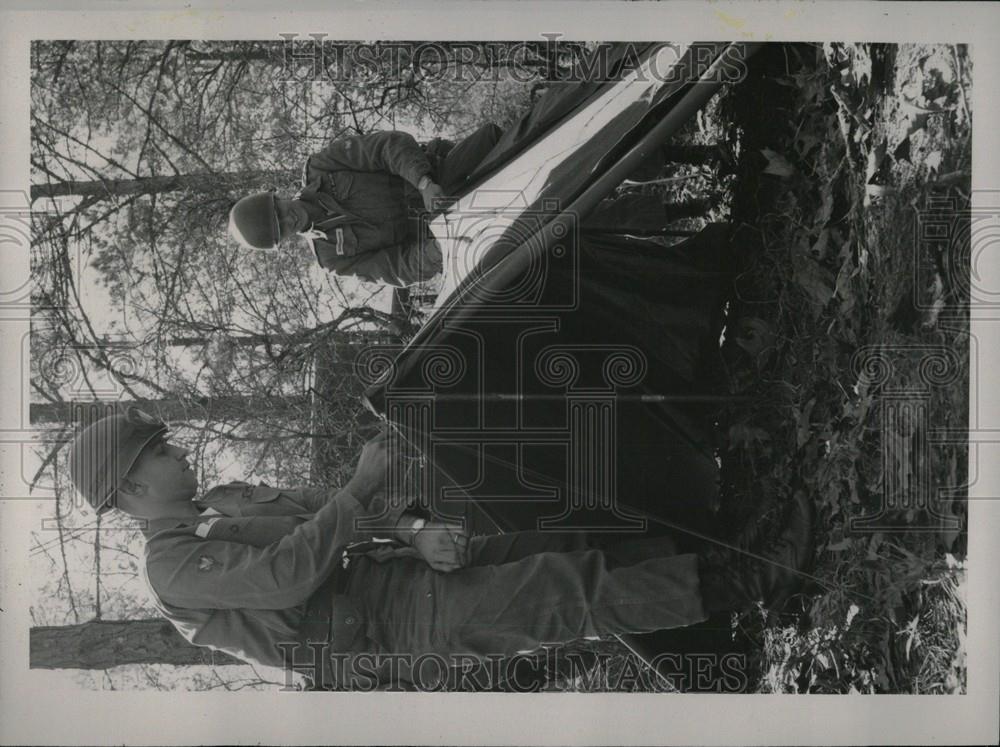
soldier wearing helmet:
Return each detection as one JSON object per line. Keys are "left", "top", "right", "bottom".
{"left": 68, "top": 406, "right": 187, "bottom": 517}
{"left": 68, "top": 407, "right": 442, "bottom": 686}
{"left": 68, "top": 406, "right": 812, "bottom": 690}
{"left": 227, "top": 125, "right": 503, "bottom": 288}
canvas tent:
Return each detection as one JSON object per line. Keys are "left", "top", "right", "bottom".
{"left": 362, "top": 42, "right": 756, "bottom": 543}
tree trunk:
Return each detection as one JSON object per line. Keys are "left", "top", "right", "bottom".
{"left": 30, "top": 169, "right": 296, "bottom": 202}
{"left": 29, "top": 394, "right": 310, "bottom": 425}
{"left": 30, "top": 619, "right": 244, "bottom": 669}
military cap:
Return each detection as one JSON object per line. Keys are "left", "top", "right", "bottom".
{"left": 68, "top": 406, "right": 168, "bottom": 514}
{"left": 228, "top": 192, "right": 279, "bottom": 250}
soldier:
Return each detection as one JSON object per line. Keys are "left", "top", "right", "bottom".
{"left": 227, "top": 124, "right": 503, "bottom": 288}
{"left": 68, "top": 406, "right": 813, "bottom": 690}
{"left": 226, "top": 123, "right": 731, "bottom": 290}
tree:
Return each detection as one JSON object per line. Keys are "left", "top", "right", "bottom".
{"left": 28, "top": 394, "right": 311, "bottom": 426}
{"left": 30, "top": 619, "right": 243, "bottom": 669}
{"left": 27, "top": 40, "right": 551, "bottom": 690}
{"left": 29, "top": 170, "right": 294, "bottom": 203}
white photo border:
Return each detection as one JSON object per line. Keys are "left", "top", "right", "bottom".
{"left": 1, "top": 2, "right": 997, "bottom": 745}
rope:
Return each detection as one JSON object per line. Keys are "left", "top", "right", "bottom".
{"left": 380, "top": 414, "right": 870, "bottom": 603}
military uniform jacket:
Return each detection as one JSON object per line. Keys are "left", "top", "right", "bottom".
{"left": 141, "top": 482, "right": 415, "bottom": 672}
{"left": 296, "top": 130, "right": 441, "bottom": 287}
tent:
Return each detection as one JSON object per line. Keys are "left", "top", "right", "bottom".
{"left": 362, "top": 42, "right": 757, "bottom": 545}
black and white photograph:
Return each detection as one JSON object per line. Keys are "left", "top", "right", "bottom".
{"left": 1, "top": 2, "right": 998, "bottom": 745}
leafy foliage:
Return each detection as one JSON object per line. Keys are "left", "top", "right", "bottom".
{"left": 714, "top": 43, "right": 970, "bottom": 693}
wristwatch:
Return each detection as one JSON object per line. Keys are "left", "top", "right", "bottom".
{"left": 407, "top": 517, "right": 427, "bottom": 544}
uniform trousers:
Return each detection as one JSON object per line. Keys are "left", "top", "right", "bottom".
{"left": 345, "top": 531, "right": 707, "bottom": 662}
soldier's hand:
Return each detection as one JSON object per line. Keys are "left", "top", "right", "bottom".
{"left": 413, "top": 520, "right": 470, "bottom": 573}
{"left": 347, "top": 430, "right": 389, "bottom": 497}
{"left": 419, "top": 180, "right": 445, "bottom": 212}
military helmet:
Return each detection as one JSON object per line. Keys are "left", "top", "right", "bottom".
{"left": 228, "top": 191, "right": 279, "bottom": 250}
{"left": 68, "top": 406, "right": 168, "bottom": 514}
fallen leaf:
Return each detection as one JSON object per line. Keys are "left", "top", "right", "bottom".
{"left": 795, "top": 133, "right": 823, "bottom": 158}
{"left": 865, "top": 138, "right": 888, "bottom": 183}
{"left": 865, "top": 183, "right": 891, "bottom": 207}
{"left": 811, "top": 228, "right": 830, "bottom": 259}
{"left": 761, "top": 147, "right": 796, "bottom": 177}
{"left": 793, "top": 253, "right": 835, "bottom": 313}
{"left": 732, "top": 316, "right": 775, "bottom": 359}
{"left": 835, "top": 252, "right": 857, "bottom": 316}
{"left": 846, "top": 603, "right": 861, "bottom": 627}
{"left": 796, "top": 396, "right": 817, "bottom": 448}
{"left": 892, "top": 136, "right": 911, "bottom": 163}
{"left": 936, "top": 495, "right": 962, "bottom": 550}
{"left": 814, "top": 186, "right": 836, "bottom": 228}
{"left": 904, "top": 109, "right": 931, "bottom": 138}
{"left": 921, "top": 272, "right": 945, "bottom": 329}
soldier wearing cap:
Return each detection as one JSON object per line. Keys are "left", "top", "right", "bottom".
{"left": 227, "top": 124, "right": 503, "bottom": 288}
{"left": 68, "top": 406, "right": 813, "bottom": 690}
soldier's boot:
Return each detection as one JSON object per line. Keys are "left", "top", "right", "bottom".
{"left": 698, "top": 490, "right": 815, "bottom": 613}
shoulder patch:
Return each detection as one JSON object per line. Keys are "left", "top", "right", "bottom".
{"left": 195, "top": 517, "right": 221, "bottom": 538}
